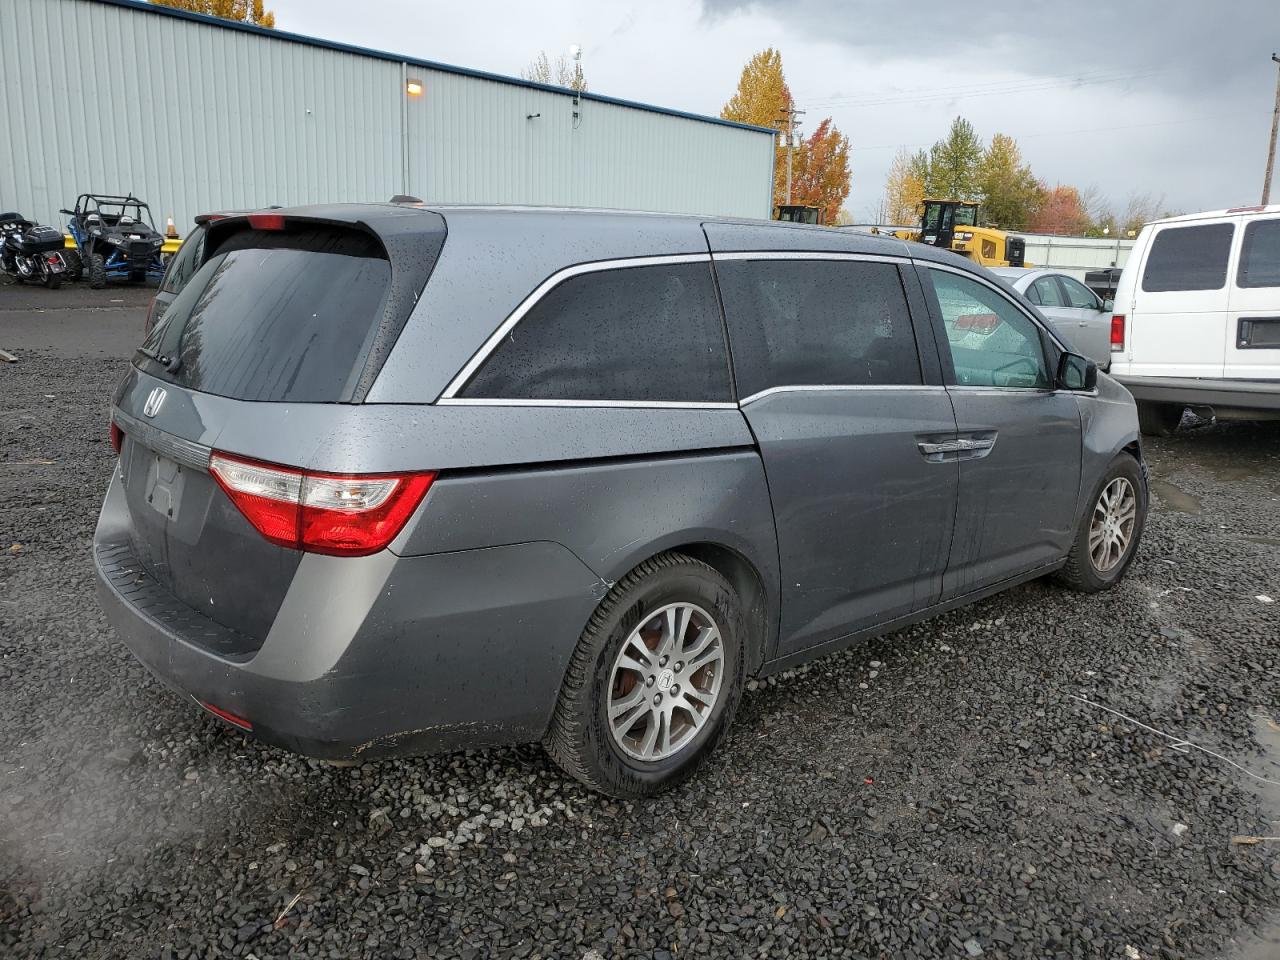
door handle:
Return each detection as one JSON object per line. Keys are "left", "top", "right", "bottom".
{"left": 917, "top": 437, "right": 995, "bottom": 456}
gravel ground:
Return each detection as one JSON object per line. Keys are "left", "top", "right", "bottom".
{"left": 2, "top": 287, "right": 1280, "bottom": 959}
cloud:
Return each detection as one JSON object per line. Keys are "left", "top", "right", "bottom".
{"left": 700, "top": 0, "right": 1274, "bottom": 98}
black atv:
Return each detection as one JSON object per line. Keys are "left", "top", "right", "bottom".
{"left": 62, "top": 194, "right": 166, "bottom": 288}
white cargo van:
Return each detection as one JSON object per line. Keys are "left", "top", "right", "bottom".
{"left": 1109, "top": 205, "right": 1280, "bottom": 435}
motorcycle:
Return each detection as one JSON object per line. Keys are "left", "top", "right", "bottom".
{"left": 1, "top": 212, "right": 69, "bottom": 289}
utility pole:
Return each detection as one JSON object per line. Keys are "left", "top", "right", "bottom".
{"left": 1263, "top": 53, "right": 1280, "bottom": 205}
{"left": 778, "top": 104, "right": 804, "bottom": 205}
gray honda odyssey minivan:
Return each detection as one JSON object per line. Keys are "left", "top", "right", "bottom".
{"left": 95, "top": 204, "right": 1148, "bottom": 797}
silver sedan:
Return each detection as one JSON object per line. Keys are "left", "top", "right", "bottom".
{"left": 989, "top": 267, "right": 1114, "bottom": 370}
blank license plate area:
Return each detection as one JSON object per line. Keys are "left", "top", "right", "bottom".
{"left": 144, "top": 452, "right": 186, "bottom": 520}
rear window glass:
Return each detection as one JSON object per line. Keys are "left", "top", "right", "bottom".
{"left": 1237, "top": 218, "right": 1280, "bottom": 288}
{"left": 138, "top": 228, "right": 390, "bottom": 402}
{"left": 1141, "top": 223, "right": 1234, "bottom": 292}
{"left": 715, "top": 258, "right": 922, "bottom": 397}
{"left": 459, "top": 261, "right": 732, "bottom": 403}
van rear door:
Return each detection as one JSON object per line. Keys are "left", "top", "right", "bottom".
{"left": 1226, "top": 213, "right": 1280, "bottom": 381}
{"left": 1129, "top": 218, "right": 1237, "bottom": 378}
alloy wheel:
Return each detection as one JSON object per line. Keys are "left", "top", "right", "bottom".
{"left": 1089, "top": 476, "right": 1137, "bottom": 573}
{"left": 606, "top": 602, "right": 725, "bottom": 762}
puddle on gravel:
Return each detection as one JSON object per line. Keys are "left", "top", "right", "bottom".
{"left": 1150, "top": 478, "right": 1202, "bottom": 514}
{"left": 1247, "top": 712, "right": 1280, "bottom": 813}
{"left": 1223, "top": 714, "right": 1280, "bottom": 960}
{"left": 1229, "top": 920, "right": 1280, "bottom": 960}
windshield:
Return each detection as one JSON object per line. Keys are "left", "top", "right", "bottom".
{"left": 84, "top": 198, "right": 155, "bottom": 229}
{"left": 954, "top": 206, "right": 978, "bottom": 227}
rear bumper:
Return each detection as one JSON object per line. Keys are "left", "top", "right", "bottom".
{"left": 1112, "top": 375, "right": 1280, "bottom": 413}
{"left": 94, "top": 475, "right": 604, "bottom": 760}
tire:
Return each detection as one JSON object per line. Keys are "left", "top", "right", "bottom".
{"left": 86, "top": 251, "right": 106, "bottom": 289}
{"left": 1056, "top": 453, "right": 1147, "bottom": 593}
{"left": 64, "top": 249, "right": 82, "bottom": 281}
{"left": 1137, "top": 401, "right": 1183, "bottom": 437}
{"left": 543, "top": 552, "right": 746, "bottom": 798}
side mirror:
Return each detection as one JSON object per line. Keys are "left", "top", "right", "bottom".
{"left": 1057, "top": 352, "right": 1098, "bottom": 391}
{"left": 1102, "top": 299, "right": 1114, "bottom": 312}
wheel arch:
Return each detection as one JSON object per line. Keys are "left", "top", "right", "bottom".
{"left": 601, "top": 538, "right": 777, "bottom": 678}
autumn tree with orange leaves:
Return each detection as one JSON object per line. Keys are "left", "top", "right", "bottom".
{"left": 150, "top": 0, "right": 276, "bottom": 27}
{"left": 790, "top": 119, "right": 851, "bottom": 223}
{"left": 721, "top": 49, "right": 851, "bottom": 217}
{"left": 1029, "top": 185, "right": 1092, "bottom": 235}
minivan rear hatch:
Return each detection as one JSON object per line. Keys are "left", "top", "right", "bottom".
{"left": 112, "top": 207, "right": 446, "bottom": 652}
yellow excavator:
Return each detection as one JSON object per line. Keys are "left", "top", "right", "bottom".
{"left": 893, "top": 199, "right": 1027, "bottom": 268}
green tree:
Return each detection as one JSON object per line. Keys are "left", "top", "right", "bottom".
{"left": 722, "top": 48, "right": 793, "bottom": 209}
{"left": 927, "top": 116, "right": 982, "bottom": 200}
{"left": 150, "top": 0, "right": 275, "bottom": 27}
{"left": 976, "top": 133, "right": 1044, "bottom": 229}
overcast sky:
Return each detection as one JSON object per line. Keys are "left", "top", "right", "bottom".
{"left": 271, "top": 0, "right": 1280, "bottom": 219}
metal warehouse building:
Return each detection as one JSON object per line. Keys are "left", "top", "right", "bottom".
{"left": 1, "top": 0, "right": 775, "bottom": 232}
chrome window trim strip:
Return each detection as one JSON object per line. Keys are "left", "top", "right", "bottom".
{"left": 436, "top": 397, "right": 738, "bottom": 410}
{"left": 112, "top": 409, "right": 211, "bottom": 471}
{"left": 440, "top": 253, "right": 714, "bottom": 400}
{"left": 713, "top": 251, "right": 909, "bottom": 265}
{"left": 737, "top": 384, "right": 946, "bottom": 406}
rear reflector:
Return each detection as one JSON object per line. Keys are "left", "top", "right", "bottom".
{"left": 199, "top": 700, "right": 253, "bottom": 731}
{"left": 247, "top": 213, "right": 286, "bottom": 231}
{"left": 110, "top": 421, "right": 123, "bottom": 455}
{"left": 208, "top": 451, "right": 435, "bottom": 557}
{"left": 1110, "top": 314, "right": 1126, "bottom": 352}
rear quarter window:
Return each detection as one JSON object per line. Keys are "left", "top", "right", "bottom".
{"left": 458, "top": 261, "right": 733, "bottom": 403}
{"left": 1141, "top": 222, "right": 1234, "bottom": 292}
{"left": 1237, "top": 218, "right": 1280, "bottom": 288}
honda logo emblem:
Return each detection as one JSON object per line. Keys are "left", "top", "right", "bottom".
{"left": 143, "top": 387, "right": 167, "bottom": 418}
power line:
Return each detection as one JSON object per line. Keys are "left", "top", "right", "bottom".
{"left": 848, "top": 110, "right": 1269, "bottom": 153}
{"left": 803, "top": 68, "right": 1165, "bottom": 109}
{"left": 795, "top": 67, "right": 1145, "bottom": 102}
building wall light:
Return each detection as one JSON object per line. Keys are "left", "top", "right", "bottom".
{"left": 405, "top": 79, "right": 424, "bottom": 97}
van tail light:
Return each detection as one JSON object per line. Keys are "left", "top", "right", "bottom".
{"left": 144, "top": 296, "right": 157, "bottom": 334}
{"left": 208, "top": 452, "right": 435, "bottom": 557}
{"left": 1110, "top": 314, "right": 1126, "bottom": 352}
{"left": 110, "top": 421, "right": 123, "bottom": 455}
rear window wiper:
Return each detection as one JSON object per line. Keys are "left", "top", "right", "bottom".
{"left": 135, "top": 344, "right": 182, "bottom": 373}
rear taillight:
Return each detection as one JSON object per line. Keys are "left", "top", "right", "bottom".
{"left": 1110, "top": 314, "right": 1126, "bottom": 352}
{"left": 110, "top": 421, "right": 123, "bottom": 455}
{"left": 144, "top": 296, "right": 157, "bottom": 334}
{"left": 208, "top": 452, "right": 434, "bottom": 557}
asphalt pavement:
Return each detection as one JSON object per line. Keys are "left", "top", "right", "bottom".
{"left": 2, "top": 283, "right": 1279, "bottom": 959}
